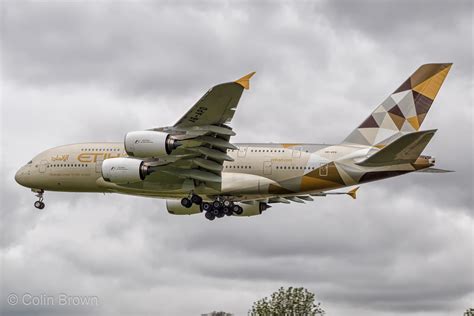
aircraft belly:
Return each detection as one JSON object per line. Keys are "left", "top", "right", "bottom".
{"left": 221, "top": 173, "right": 276, "bottom": 195}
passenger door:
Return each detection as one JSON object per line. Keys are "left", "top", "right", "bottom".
{"left": 238, "top": 147, "right": 247, "bottom": 158}
{"left": 39, "top": 160, "right": 48, "bottom": 173}
{"left": 319, "top": 163, "right": 328, "bottom": 177}
{"left": 263, "top": 161, "right": 272, "bottom": 175}
{"left": 95, "top": 155, "right": 104, "bottom": 173}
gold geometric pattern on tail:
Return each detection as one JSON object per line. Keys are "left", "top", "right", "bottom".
{"left": 343, "top": 63, "right": 452, "bottom": 147}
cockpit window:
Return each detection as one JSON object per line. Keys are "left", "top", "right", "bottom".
{"left": 27, "top": 160, "right": 32, "bottom": 164}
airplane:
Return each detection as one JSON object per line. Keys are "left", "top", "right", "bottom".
{"left": 15, "top": 63, "right": 453, "bottom": 221}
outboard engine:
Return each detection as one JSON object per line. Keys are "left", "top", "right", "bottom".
{"left": 124, "top": 131, "right": 178, "bottom": 157}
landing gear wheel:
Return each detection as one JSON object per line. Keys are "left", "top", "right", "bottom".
{"left": 216, "top": 209, "right": 225, "bottom": 218}
{"left": 205, "top": 211, "right": 215, "bottom": 221}
{"left": 181, "top": 197, "right": 192, "bottom": 208}
{"left": 211, "top": 207, "right": 220, "bottom": 216}
{"left": 201, "top": 202, "right": 212, "bottom": 212}
{"left": 34, "top": 201, "right": 44, "bottom": 209}
{"left": 223, "top": 207, "right": 233, "bottom": 216}
{"left": 223, "top": 200, "right": 233, "bottom": 208}
{"left": 212, "top": 200, "right": 222, "bottom": 209}
{"left": 191, "top": 194, "right": 203, "bottom": 205}
{"left": 232, "top": 205, "right": 243, "bottom": 215}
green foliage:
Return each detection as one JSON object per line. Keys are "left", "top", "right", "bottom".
{"left": 249, "top": 286, "right": 325, "bottom": 316}
{"left": 204, "top": 312, "right": 233, "bottom": 316}
{"left": 202, "top": 311, "right": 232, "bottom": 316}
{"left": 464, "top": 308, "right": 474, "bottom": 316}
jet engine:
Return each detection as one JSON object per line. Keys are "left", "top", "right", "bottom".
{"left": 236, "top": 202, "right": 271, "bottom": 216}
{"left": 124, "top": 131, "right": 177, "bottom": 157}
{"left": 101, "top": 157, "right": 150, "bottom": 184}
{"left": 166, "top": 200, "right": 202, "bottom": 215}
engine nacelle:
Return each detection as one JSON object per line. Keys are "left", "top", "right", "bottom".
{"left": 236, "top": 202, "right": 270, "bottom": 217}
{"left": 124, "top": 131, "right": 176, "bottom": 157}
{"left": 166, "top": 200, "right": 202, "bottom": 215}
{"left": 101, "top": 157, "right": 149, "bottom": 184}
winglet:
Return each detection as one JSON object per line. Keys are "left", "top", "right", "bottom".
{"left": 235, "top": 72, "right": 256, "bottom": 90}
{"left": 347, "top": 187, "right": 359, "bottom": 200}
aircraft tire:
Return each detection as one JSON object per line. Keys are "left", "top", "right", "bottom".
{"left": 191, "top": 194, "right": 203, "bottom": 205}
{"left": 211, "top": 207, "right": 220, "bottom": 216}
{"left": 181, "top": 197, "right": 192, "bottom": 208}
{"left": 232, "top": 205, "right": 243, "bottom": 215}
{"left": 202, "top": 202, "right": 212, "bottom": 212}
{"left": 205, "top": 211, "right": 215, "bottom": 221}
{"left": 212, "top": 200, "right": 222, "bottom": 209}
{"left": 223, "top": 207, "right": 233, "bottom": 216}
{"left": 216, "top": 209, "right": 225, "bottom": 218}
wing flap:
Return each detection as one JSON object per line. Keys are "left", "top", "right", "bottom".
{"left": 189, "top": 147, "right": 234, "bottom": 161}
{"left": 192, "top": 158, "right": 224, "bottom": 172}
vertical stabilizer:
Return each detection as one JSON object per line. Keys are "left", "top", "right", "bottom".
{"left": 343, "top": 63, "right": 452, "bottom": 147}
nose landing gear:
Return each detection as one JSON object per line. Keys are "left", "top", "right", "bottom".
{"left": 33, "top": 189, "right": 45, "bottom": 209}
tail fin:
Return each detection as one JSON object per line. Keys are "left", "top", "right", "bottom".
{"left": 356, "top": 129, "right": 436, "bottom": 167}
{"left": 344, "top": 63, "right": 452, "bottom": 147}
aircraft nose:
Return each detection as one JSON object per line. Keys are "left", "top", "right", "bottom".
{"left": 15, "top": 167, "right": 27, "bottom": 186}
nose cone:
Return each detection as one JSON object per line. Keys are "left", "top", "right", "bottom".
{"left": 15, "top": 167, "right": 27, "bottom": 187}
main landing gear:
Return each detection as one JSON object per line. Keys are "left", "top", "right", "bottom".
{"left": 33, "top": 190, "right": 45, "bottom": 210}
{"left": 180, "top": 194, "right": 243, "bottom": 221}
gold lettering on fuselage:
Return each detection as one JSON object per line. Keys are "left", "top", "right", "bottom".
{"left": 77, "top": 152, "right": 124, "bottom": 163}
{"left": 51, "top": 154, "right": 69, "bottom": 162}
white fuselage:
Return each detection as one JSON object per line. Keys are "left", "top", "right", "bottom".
{"left": 15, "top": 142, "right": 352, "bottom": 197}
{"left": 15, "top": 142, "right": 427, "bottom": 201}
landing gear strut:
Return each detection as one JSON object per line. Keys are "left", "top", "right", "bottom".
{"left": 33, "top": 190, "right": 45, "bottom": 209}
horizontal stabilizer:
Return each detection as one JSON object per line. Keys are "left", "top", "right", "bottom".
{"left": 357, "top": 130, "right": 436, "bottom": 167}
{"left": 416, "top": 167, "right": 454, "bottom": 173}
{"left": 311, "top": 186, "right": 359, "bottom": 199}
{"left": 347, "top": 187, "right": 359, "bottom": 199}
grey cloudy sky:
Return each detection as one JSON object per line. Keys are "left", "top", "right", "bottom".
{"left": 1, "top": 0, "right": 473, "bottom": 315}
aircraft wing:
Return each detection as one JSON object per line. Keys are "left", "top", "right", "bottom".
{"left": 147, "top": 72, "right": 255, "bottom": 187}
{"left": 173, "top": 72, "right": 255, "bottom": 128}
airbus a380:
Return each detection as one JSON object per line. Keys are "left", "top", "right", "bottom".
{"left": 15, "top": 63, "right": 452, "bottom": 220}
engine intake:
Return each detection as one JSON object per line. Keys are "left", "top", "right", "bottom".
{"left": 124, "top": 131, "right": 176, "bottom": 158}
{"left": 101, "top": 157, "right": 150, "bottom": 184}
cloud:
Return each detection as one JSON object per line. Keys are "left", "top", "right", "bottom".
{"left": 1, "top": 1, "right": 472, "bottom": 316}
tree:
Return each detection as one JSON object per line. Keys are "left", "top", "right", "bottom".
{"left": 249, "top": 286, "right": 325, "bottom": 316}
{"left": 464, "top": 308, "right": 474, "bottom": 316}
